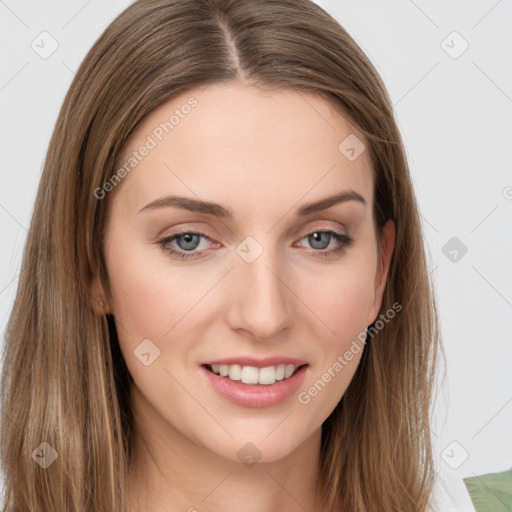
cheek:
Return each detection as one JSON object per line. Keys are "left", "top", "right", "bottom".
{"left": 294, "top": 265, "right": 374, "bottom": 420}
{"left": 323, "top": 274, "right": 373, "bottom": 324}
{"left": 105, "top": 236, "right": 210, "bottom": 341}
{"left": 104, "top": 241, "right": 208, "bottom": 413}
{"left": 295, "top": 255, "right": 377, "bottom": 338}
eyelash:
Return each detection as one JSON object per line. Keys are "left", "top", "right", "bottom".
{"left": 156, "top": 229, "right": 353, "bottom": 261}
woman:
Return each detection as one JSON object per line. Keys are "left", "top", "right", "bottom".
{"left": 1, "top": 0, "right": 441, "bottom": 510}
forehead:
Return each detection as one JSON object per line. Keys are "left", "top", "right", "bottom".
{"left": 112, "top": 82, "right": 373, "bottom": 220}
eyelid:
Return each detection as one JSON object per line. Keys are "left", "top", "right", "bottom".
{"left": 297, "top": 222, "right": 348, "bottom": 237}
{"left": 154, "top": 223, "right": 217, "bottom": 240}
{"left": 155, "top": 221, "right": 348, "bottom": 245}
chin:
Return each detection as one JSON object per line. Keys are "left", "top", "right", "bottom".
{"left": 191, "top": 423, "right": 316, "bottom": 466}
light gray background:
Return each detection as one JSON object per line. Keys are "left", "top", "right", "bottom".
{"left": 1, "top": 1, "right": 511, "bottom": 510}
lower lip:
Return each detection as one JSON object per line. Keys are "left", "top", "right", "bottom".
{"left": 200, "top": 365, "right": 308, "bottom": 408}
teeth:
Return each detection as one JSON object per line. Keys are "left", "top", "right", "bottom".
{"left": 284, "top": 364, "right": 296, "bottom": 378}
{"left": 240, "top": 366, "right": 259, "bottom": 384}
{"left": 229, "top": 364, "right": 241, "bottom": 381}
{"left": 208, "top": 363, "right": 300, "bottom": 385}
{"left": 259, "top": 366, "right": 277, "bottom": 385}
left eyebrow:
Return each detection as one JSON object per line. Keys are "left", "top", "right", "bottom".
{"left": 137, "top": 189, "right": 366, "bottom": 218}
{"left": 297, "top": 189, "right": 366, "bottom": 216}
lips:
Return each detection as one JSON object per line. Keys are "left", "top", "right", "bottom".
{"left": 199, "top": 356, "right": 309, "bottom": 408}
{"left": 202, "top": 356, "right": 309, "bottom": 368}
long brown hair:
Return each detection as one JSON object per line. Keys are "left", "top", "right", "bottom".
{"left": 1, "top": 1, "right": 441, "bottom": 510}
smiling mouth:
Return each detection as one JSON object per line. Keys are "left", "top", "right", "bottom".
{"left": 204, "top": 363, "right": 307, "bottom": 386}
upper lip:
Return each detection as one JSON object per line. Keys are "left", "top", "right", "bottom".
{"left": 202, "top": 356, "right": 308, "bottom": 368}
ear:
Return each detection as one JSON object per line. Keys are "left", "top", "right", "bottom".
{"left": 368, "top": 219, "right": 396, "bottom": 324}
{"left": 89, "top": 272, "right": 110, "bottom": 316}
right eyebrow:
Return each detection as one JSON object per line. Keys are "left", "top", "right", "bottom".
{"left": 138, "top": 195, "right": 233, "bottom": 218}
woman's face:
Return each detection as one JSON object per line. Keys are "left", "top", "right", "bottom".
{"left": 95, "top": 82, "right": 394, "bottom": 464}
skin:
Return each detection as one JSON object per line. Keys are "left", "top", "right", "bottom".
{"left": 91, "top": 82, "right": 395, "bottom": 512}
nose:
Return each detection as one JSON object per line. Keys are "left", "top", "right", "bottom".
{"left": 226, "top": 244, "right": 294, "bottom": 341}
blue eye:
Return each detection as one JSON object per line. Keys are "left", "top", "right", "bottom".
{"left": 302, "top": 231, "right": 353, "bottom": 258}
{"left": 306, "top": 231, "right": 339, "bottom": 250}
{"left": 156, "top": 229, "right": 353, "bottom": 261}
{"left": 157, "top": 232, "right": 213, "bottom": 260}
